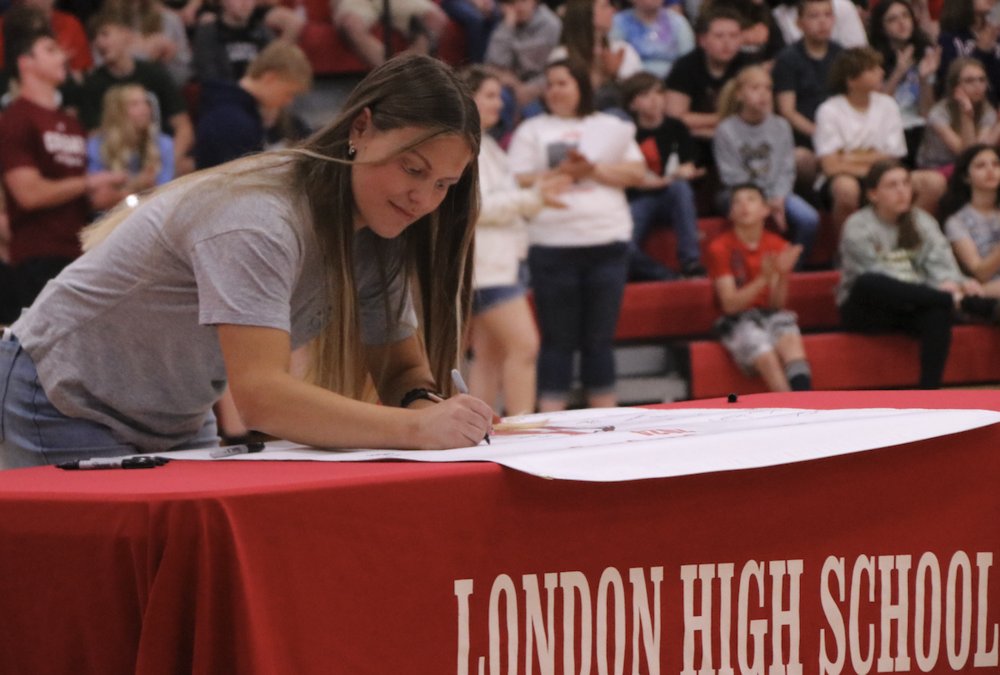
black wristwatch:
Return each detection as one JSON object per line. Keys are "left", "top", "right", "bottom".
{"left": 400, "top": 388, "right": 442, "bottom": 408}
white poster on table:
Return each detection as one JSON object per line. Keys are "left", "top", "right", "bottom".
{"left": 159, "top": 407, "right": 1000, "bottom": 482}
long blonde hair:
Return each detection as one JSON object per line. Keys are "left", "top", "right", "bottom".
{"left": 97, "top": 84, "right": 162, "bottom": 178}
{"left": 716, "top": 64, "right": 770, "bottom": 118}
{"left": 82, "top": 54, "right": 482, "bottom": 401}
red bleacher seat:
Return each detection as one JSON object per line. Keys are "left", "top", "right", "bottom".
{"left": 291, "top": 0, "right": 466, "bottom": 75}
{"left": 688, "top": 325, "right": 1000, "bottom": 399}
{"left": 614, "top": 279, "right": 716, "bottom": 340}
{"left": 807, "top": 211, "right": 838, "bottom": 269}
{"left": 613, "top": 270, "right": 840, "bottom": 341}
{"left": 785, "top": 270, "right": 839, "bottom": 330}
{"left": 531, "top": 209, "right": 1000, "bottom": 396}
{"left": 642, "top": 216, "right": 726, "bottom": 271}
{"left": 643, "top": 214, "right": 838, "bottom": 272}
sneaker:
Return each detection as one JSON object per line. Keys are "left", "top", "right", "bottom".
{"left": 959, "top": 295, "right": 1000, "bottom": 324}
{"left": 628, "top": 254, "right": 678, "bottom": 282}
{"left": 681, "top": 261, "right": 707, "bottom": 278}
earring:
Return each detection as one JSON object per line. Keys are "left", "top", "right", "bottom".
{"left": 348, "top": 141, "right": 357, "bottom": 159}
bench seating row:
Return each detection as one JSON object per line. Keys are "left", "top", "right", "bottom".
{"left": 618, "top": 221, "right": 999, "bottom": 398}
{"left": 688, "top": 325, "right": 1000, "bottom": 399}
{"left": 289, "top": 0, "right": 466, "bottom": 75}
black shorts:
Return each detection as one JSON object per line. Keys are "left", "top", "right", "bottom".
{"left": 817, "top": 174, "right": 862, "bottom": 211}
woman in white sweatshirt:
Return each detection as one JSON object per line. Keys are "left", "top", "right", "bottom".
{"left": 460, "top": 66, "right": 567, "bottom": 415}
{"left": 507, "top": 56, "right": 646, "bottom": 411}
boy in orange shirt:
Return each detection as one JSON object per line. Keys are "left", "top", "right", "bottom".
{"left": 706, "top": 183, "right": 812, "bottom": 391}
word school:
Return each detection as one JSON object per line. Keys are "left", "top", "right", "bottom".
{"left": 454, "top": 551, "right": 998, "bottom": 674}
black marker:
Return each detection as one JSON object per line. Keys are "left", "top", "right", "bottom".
{"left": 210, "top": 441, "right": 266, "bottom": 459}
{"left": 57, "top": 456, "right": 169, "bottom": 470}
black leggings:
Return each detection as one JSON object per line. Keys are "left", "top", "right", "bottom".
{"left": 839, "top": 273, "right": 953, "bottom": 389}
{"left": 0, "top": 261, "right": 18, "bottom": 325}
{"left": 15, "top": 257, "right": 73, "bottom": 308}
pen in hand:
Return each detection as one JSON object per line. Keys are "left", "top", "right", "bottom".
{"left": 450, "top": 368, "right": 491, "bottom": 445}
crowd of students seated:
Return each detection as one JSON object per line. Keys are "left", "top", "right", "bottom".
{"left": 2, "top": 0, "right": 1000, "bottom": 420}
{"left": 461, "top": 0, "right": 1000, "bottom": 407}
{"left": 0, "top": 0, "right": 312, "bottom": 321}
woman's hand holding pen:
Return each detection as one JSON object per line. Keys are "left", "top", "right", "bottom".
{"left": 412, "top": 395, "right": 494, "bottom": 449}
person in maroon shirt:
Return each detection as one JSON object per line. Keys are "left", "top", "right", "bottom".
{"left": 0, "top": 5, "right": 125, "bottom": 313}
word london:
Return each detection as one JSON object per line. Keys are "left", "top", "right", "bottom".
{"left": 454, "top": 550, "right": 998, "bottom": 674}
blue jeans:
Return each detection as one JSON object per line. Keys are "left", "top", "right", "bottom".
{"left": 440, "top": 0, "right": 499, "bottom": 62}
{"left": 628, "top": 179, "right": 700, "bottom": 266}
{"left": 0, "top": 334, "right": 219, "bottom": 469}
{"left": 528, "top": 242, "right": 629, "bottom": 401}
{"left": 783, "top": 193, "right": 820, "bottom": 265}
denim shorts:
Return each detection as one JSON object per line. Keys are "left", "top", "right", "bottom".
{"left": 0, "top": 332, "right": 218, "bottom": 469}
{"left": 714, "top": 308, "right": 801, "bottom": 373}
{"left": 472, "top": 284, "right": 526, "bottom": 315}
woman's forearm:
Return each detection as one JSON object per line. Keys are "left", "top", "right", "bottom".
{"left": 230, "top": 368, "right": 424, "bottom": 449}
{"left": 590, "top": 161, "right": 645, "bottom": 189}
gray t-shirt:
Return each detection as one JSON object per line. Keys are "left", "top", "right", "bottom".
{"left": 918, "top": 100, "right": 998, "bottom": 168}
{"left": 837, "top": 205, "right": 965, "bottom": 305}
{"left": 945, "top": 203, "right": 1000, "bottom": 281}
{"left": 713, "top": 114, "right": 797, "bottom": 200}
{"left": 484, "top": 5, "right": 561, "bottom": 89}
{"left": 12, "top": 162, "right": 416, "bottom": 451}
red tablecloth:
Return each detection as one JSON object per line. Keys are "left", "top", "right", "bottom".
{"left": 2, "top": 391, "right": 999, "bottom": 674}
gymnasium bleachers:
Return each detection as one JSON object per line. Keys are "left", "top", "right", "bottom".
{"left": 688, "top": 326, "right": 1000, "bottom": 398}
{"left": 611, "top": 219, "right": 1000, "bottom": 400}
{"left": 5, "top": 0, "right": 994, "bottom": 405}
{"left": 288, "top": 0, "right": 467, "bottom": 75}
